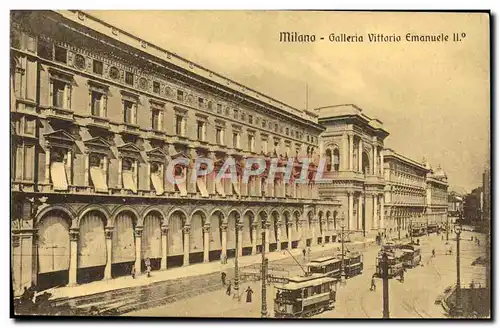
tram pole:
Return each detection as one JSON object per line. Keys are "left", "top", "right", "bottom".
{"left": 382, "top": 252, "right": 390, "bottom": 318}
{"left": 454, "top": 225, "right": 462, "bottom": 316}
{"left": 261, "top": 230, "right": 268, "bottom": 318}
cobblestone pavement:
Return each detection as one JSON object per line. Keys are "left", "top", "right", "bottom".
{"left": 126, "top": 232, "right": 486, "bottom": 318}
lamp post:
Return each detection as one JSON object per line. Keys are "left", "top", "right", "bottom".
{"left": 233, "top": 222, "right": 241, "bottom": 302}
{"left": 454, "top": 224, "right": 462, "bottom": 316}
{"left": 339, "top": 212, "right": 346, "bottom": 282}
{"left": 261, "top": 227, "right": 268, "bottom": 318}
{"left": 446, "top": 216, "right": 449, "bottom": 243}
{"left": 381, "top": 251, "right": 390, "bottom": 318}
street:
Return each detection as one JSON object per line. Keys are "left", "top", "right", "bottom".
{"left": 126, "top": 232, "right": 487, "bottom": 318}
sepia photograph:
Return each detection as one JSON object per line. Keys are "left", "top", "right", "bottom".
{"left": 10, "top": 9, "right": 491, "bottom": 319}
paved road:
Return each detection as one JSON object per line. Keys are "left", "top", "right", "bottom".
{"left": 127, "top": 232, "right": 487, "bottom": 318}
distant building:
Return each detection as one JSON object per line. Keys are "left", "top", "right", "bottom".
{"left": 448, "top": 192, "right": 464, "bottom": 217}
{"left": 464, "top": 187, "right": 483, "bottom": 222}
{"left": 482, "top": 166, "right": 490, "bottom": 221}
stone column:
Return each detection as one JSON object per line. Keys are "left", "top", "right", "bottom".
{"left": 251, "top": 223, "right": 257, "bottom": 255}
{"left": 348, "top": 134, "right": 354, "bottom": 171}
{"left": 134, "top": 227, "right": 143, "bottom": 274}
{"left": 68, "top": 229, "right": 79, "bottom": 286}
{"left": 45, "top": 146, "right": 51, "bottom": 184}
{"left": 276, "top": 222, "right": 282, "bottom": 251}
{"left": 373, "top": 195, "right": 378, "bottom": 230}
{"left": 298, "top": 220, "right": 305, "bottom": 249}
{"left": 183, "top": 226, "right": 190, "bottom": 266}
{"left": 380, "top": 194, "right": 385, "bottom": 229}
{"left": 380, "top": 151, "right": 384, "bottom": 176}
{"left": 221, "top": 224, "right": 228, "bottom": 259}
{"left": 161, "top": 226, "right": 168, "bottom": 270}
{"left": 67, "top": 149, "right": 72, "bottom": 185}
{"left": 373, "top": 146, "right": 377, "bottom": 175}
{"left": 203, "top": 225, "right": 210, "bottom": 263}
{"left": 264, "top": 222, "right": 270, "bottom": 253}
{"left": 311, "top": 218, "right": 317, "bottom": 245}
{"left": 358, "top": 194, "right": 363, "bottom": 230}
{"left": 342, "top": 134, "right": 349, "bottom": 170}
{"left": 348, "top": 192, "right": 354, "bottom": 231}
{"left": 117, "top": 155, "right": 122, "bottom": 188}
{"left": 287, "top": 223, "right": 293, "bottom": 249}
{"left": 358, "top": 138, "right": 363, "bottom": 172}
{"left": 104, "top": 227, "right": 113, "bottom": 280}
{"left": 321, "top": 220, "right": 326, "bottom": 244}
{"left": 237, "top": 223, "right": 243, "bottom": 257}
{"left": 84, "top": 151, "right": 89, "bottom": 186}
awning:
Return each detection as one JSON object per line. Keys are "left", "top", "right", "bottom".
{"left": 122, "top": 171, "right": 137, "bottom": 193}
{"left": 90, "top": 167, "right": 108, "bottom": 193}
{"left": 216, "top": 180, "right": 225, "bottom": 197}
{"left": 51, "top": 162, "right": 68, "bottom": 191}
{"left": 232, "top": 180, "right": 241, "bottom": 196}
{"left": 197, "top": 177, "right": 209, "bottom": 197}
{"left": 176, "top": 180, "right": 188, "bottom": 196}
{"left": 151, "top": 173, "right": 164, "bottom": 195}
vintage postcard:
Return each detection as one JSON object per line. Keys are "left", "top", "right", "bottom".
{"left": 10, "top": 10, "right": 491, "bottom": 319}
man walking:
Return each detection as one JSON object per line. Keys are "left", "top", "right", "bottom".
{"left": 226, "top": 280, "right": 232, "bottom": 296}
{"left": 370, "top": 275, "right": 376, "bottom": 291}
{"left": 245, "top": 286, "right": 254, "bottom": 303}
{"left": 221, "top": 272, "right": 227, "bottom": 286}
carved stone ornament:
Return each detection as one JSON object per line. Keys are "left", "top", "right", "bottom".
{"left": 203, "top": 225, "right": 211, "bottom": 233}
{"left": 74, "top": 54, "right": 86, "bottom": 70}
{"left": 183, "top": 226, "right": 191, "bottom": 234}
{"left": 134, "top": 228, "right": 143, "bottom": 238}
{"left": 161, "top": 226, "right": 169, "bottom": 235}
{"left": 220, "top": 225, "right": 228, "bottom": 232}
{"left": 69, "top": 230, "right": 80, "bottom": 242}
{"left": 105, "top": 228, "right": 113, "bottom": 239}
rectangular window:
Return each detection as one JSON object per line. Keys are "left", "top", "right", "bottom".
{"left": 123, "top": 100, "right": 134, "bottom": 124}
{"left": 248, "top": 115, "right": 253, "bottom": 124}
{"left": 52, "top": 80, "right": 65, "bottom": 108}
{"left": 216, "top": 103, "right": 222, "bottom": 114}
{"left": 23, "top": 144, "right": 35, "bottom": 181}
{"left": 262, "top": 139, "right": 268, "bottom": 154}
{"left": 216, "top": 127, "right": 223, "bottom": 145}
{"left": 285, "top": 127, "right": 289, "bottom": 135}
{"left": 151, "top": 109, "right": 160, "bottom": 130}
{"left": 125, "top": 72, "right": 134, "bottom": 86}
{"left": 177, "top": 90, "right": 184, "bottom": 102}
{"left": 232, "top": 132, "right": 240, "bottom": 148}
{"left": 233, "top": 109, "right": 239, "bottom": 120}
{"left": 91, "top": 91, "right": 103, "bottom": 117}
{"left": 54, "top": 46, "right": 67, "bottom": 64}
{"left": 248, "top": 135, "right": 255, "bottom": 152}
{"left": 275, "top": 123, "right": 278, "bottom": 132}
{"left": 93, "top": 60, "right": 103, "bottom": 75}
{"left": 153, "top": 81, "right": 160, "bottom": 94}
{"left": 198, "top": 97, "right": 204, "bottom": 108}
{"left": 24, "top": 117, "right": 36, "bottom": 136}
{"left": 197, "top": 121, "right": 205, "bottom": 141}
{"left": 262, "top": 120, "right": 266, "bottom": 128}
{"left": 176, "top": 115, "right": 183, "bottom": 136}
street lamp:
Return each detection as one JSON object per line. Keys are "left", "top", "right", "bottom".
{"left": 454, "top": 224, "right": 462, "bottom": 316}
{"left": 339, "top": 212, "right": 347, "bottom": 282}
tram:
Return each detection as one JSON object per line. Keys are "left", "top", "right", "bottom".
{"left": 274, "top": 274, "right": 338, "bottom": 318}
{"left": 427, "top": 223, "right": 439, "bottom": 234}
{"left": 410, "top": 225, "right": 426, "bottom": 237}
{"left": 375, "top": 249, "right": 404, "bottom": 278}
{"left": 306, "top": 251, "right": 363, "bottom": 279}
{"left": 400, "top": 243, "right": 422, "bottom": 268}
{"left": 306, "top": 256, "right": 342, "bottom": 278}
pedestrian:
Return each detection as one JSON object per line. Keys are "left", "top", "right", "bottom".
{"left": 432, "top": 249, "right": 435, "bottom": 257}
{"left": 131, "top": 265, "right": 136, "bottom": 279}
{"left": 146, "top": 264, "right": 152, "bottom": 278}
{"left": 370, "top": 275, "right": 376, "bottom": 291}
{"left": 226, "top": 280, "right": 232, "bottom": 296}
{"left": 221, "top": 272, "right": 227, "bottom": 286}
{"left": 245, "top": 286, "right": 254, "bottom": 303}
{"left": 302, "top": 248, "right": 306, "bottom": 259}
{"left": 307, "top": 247, "right": 311, "bottom": 257}
{"left": 399, "top": 270, "right": 405, "bottom": 283}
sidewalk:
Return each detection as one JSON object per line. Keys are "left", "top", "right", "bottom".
{"left": 49, "top": 238, "right": 376, "bottom": 301}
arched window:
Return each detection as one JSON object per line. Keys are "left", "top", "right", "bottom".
{"left": 325, "top": 149, "right": 332, "bottom": 171}
{"left": 333, "top": 149, "right": 340, "bottom": 172}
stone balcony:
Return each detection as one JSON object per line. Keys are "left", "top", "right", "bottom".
{"left": 45, "top": 106, "right": 75, "bottom": 123}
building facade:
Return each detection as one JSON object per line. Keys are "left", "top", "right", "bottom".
{"left": 317, "top": 105, "right": 389, "bottom": 239}
{"left": 10, "top": 10, "right": 338, "bottom": 294}
{"left": 425, "top": 165, "right": 449, "bottom": 227}
{"left": 382, "top": 149, "right": 428, "bottom": 238}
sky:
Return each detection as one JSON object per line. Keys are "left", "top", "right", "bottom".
{"left": 87, "top": 10, "right": 490, "bottom": 193}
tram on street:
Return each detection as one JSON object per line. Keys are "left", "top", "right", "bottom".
{"left": 400, "top": 243, "right": 422, "bottom": 268}
{"left": 427, "top": 223, "right": 439, "bottom": 234}
{"left": 410, "top": 225, "right": 426, "bottom": 237}
{"left": 306, "top": 256, "right": 342, "bottom": 278}
{"left": 375, "top": 249, "right": 404, "bottom": 278}
{"left": 274, "top": 274, "right": 338, "bottom": 318}
{"left": 306, "top": 251, "right": 363, "bottom": 279}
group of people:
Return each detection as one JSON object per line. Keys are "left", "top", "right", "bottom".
{"left": 221, "top": 272, "right": 254, "bottom": 303}
{"left": 302, "top": 247, "right": 311, "bottom": 260}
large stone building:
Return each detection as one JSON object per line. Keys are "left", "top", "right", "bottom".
{"left": 10, "top": 10, "right": 338, "bottom": 294}
{"left": 317, "top": 105, "right": 388, "bottom": 238}
{"left": 382, "top": 149, "right": 428, "bottom": 238}
{"left": 425, "top": 164, "right": 449, "bottom": 227}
